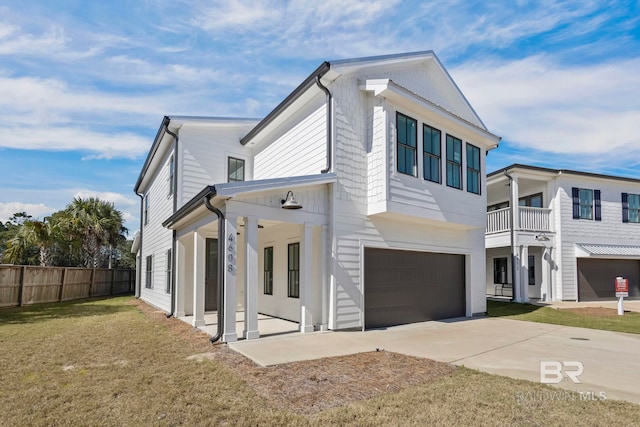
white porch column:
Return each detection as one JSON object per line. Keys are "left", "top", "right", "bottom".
{"left": 510, "top": 175, "right": 520, "bottom": 230}
{"left": 320, "top": 224, "right": 329, "bottom": 331}
{"left": 520, "top": 245, "right": 529, "bottom": 303}
{"left": 175, "top": 237, "right": 186, "bottom": 317}
{"left": 300, "top": 223, "right": 314, "bottom": 333}
{"left": 192, "top": 230, "right": 206, "bottom": 327}
{"left": 509, "top": 174, "right": 521, "bottom": 302}
{"left": 542, "top": 247, "right": 553, "bottom": 301}
{"left": 243, "top": 216, "right": 259, "bottom": 340}
{"left": 223, "top": 215, "right": 238, "bottom": 342}
{"left": 513, "top": 247, "right": 522, "bottom": 302}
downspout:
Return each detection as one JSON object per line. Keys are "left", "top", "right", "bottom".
{"left": 135, "top": 193, "right": 143, "bottom": 298}
{"left": 204, "top": 195, "right": 225, "bottom": 343}
{"left": 316, "top": 75, "right": 332, "bottom": 174}
{"left": 165, "top": 127, "right": 179, "bottom": 319}
{"left": 504, "top": 170, "right": 516, "bottom": 302}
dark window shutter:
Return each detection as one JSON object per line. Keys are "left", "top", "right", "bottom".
{"left": 594, "top": 190, "right": 601, "bottom": 221}
{"left": 622, "top": 192, "right": 629, "bottom": 223}
{"left": 572, "top": 187, "right": 580, "bottom": 219}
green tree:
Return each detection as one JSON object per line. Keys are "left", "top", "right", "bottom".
{"left": 63, "top": 197, "right": 127, "bottom": 268}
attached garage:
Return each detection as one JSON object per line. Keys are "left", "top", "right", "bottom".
{"left": 577, "top": 258, "right": 640, "bottom": 301}
{"left": 364, "top": 247, "right": 465, "bottom": 329}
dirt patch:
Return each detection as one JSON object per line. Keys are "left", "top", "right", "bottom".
{"left": 132, "top": 299, "right": 456, "bottom": 414}
{"left": 563, "top": 307, "right": 624, "bottom": 317}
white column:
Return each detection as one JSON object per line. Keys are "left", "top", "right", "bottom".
{"left": 243, "top": 216, "right": 259, "bottom": 340}
{"left": 192, "top": 230, "right": 206, "bottom": 327}
{"left": 511, "top": 176, "right": 520, "bottom": 230}
{"left": 320, "top": 225, "right": 329, "bottom": 331}
{"left": 520, "top": 245, "right": 529, "bottom": 303}
{"left": 300, "top": 223, "right": 314, "bottom": 333}
{"left": 510, "top": 175, "right": 521, "bottom": 302}
{"left": 223, "top": 216, "right": 238, "bottom": 342}
{"left": 175, "top": 237, "right": 186, "bottom": 317}
{"left": 542, "top": 247, "right": 553, "bottom": 301}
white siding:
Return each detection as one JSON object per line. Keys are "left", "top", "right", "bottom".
{"left": 253, "top": 95, "right": 327, "bottom": 180}
{"left": 329, "top": 70, "right": 487, "bottom": 329}
{"left": 140, "top": 147, "right": 174, "bottom": 311}
{"left": 555, "top": 176, "right": 640, "bottom": 300}
{"left": 179, "top": 124, "right": 255, "bottom": 206}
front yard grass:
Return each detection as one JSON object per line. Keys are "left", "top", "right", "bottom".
{"left": 487, "top": 300, "right": 640, "bottom": 334}
{"left": 0, "top": 296, "right": 638, "bottom": 426}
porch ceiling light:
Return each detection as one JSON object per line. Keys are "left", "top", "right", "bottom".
{"left": 535, "top": 234, "right": 550, "bottom": 241}
{"left": 281, "top": 191, "right": 303, "bottom": 210}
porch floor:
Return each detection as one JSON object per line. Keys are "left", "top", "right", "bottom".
{"left": 179, "top": 311, "right": 300, "bottom": 339}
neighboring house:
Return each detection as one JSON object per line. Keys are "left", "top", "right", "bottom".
{"left": 134, "top": 51, "right": 500, "bottom": 343}
{"left": 486, "top": 164, "right": 640, "bottom": 302}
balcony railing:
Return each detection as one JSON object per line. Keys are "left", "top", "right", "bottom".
{"left": 486, "top": 207, "right": 552, "bottom": 234}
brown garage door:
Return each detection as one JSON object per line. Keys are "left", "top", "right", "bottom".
{"left": 364, "top": 248, "right": 465, "bottom": 329}
{"left": 577, "top": 258, "right": 640, "bottom": 301}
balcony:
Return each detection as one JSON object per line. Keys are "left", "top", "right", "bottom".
{"left": 486, "top": 207, "right": 552, "bottom": 234}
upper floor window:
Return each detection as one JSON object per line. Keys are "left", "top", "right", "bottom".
{"left": 622, "top": 193, "right": 640, "bottom": 223}
{"left": 466, "top": 143, "right": 480, "bottom": 194}
{"left": 423, "top": 124, "right": 441, "bottom": 183}
{"left": 488, "top": 201, "right": 509, "bottom": 211}
{"left": 572, "top": 187, "right": 601, "bottom": 221}
{"left": 446, "top": 135, "right": 462, "bottom": 189}
{"left": 287, "top": 242, "right": 300, "bottom": 298}
{"left": 143, "top": 194, "right": 149, "bottom": 225}
{"left": 396, "top": 112, "right": 417, "bottom": 176}
{"left": 519, "top": 193, "right": 543, "bottom": 208}
{"left": 228, "top": 157, "right": 245, "bottom": 182}
{"left": 168, "top": 155, "right": 175, "bottom": 196}
{"left": 264, "top": 246, "right": 273, "bottom": 295}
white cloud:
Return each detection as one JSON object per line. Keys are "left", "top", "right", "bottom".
{"left": 72, "top": 191, "right": 138, "bottom": 207}
{"left": 451, "top": 55, "right": 640, "bottom": 155}
{"left": 0, "top": 202, "right": 53, "bottom": 223}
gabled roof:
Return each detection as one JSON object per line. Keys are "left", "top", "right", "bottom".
{"left": 134, "top": 115, "right": 260, "bottom": 194}
{"left": 488, "top": 164, "right": 640, "bottom": 184}
{"left": 240, "top": 50, "right": 490, "bottom": 146}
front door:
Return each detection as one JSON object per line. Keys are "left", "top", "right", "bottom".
{"left": 205, "top": 238, "right": 218, "bottom": 311}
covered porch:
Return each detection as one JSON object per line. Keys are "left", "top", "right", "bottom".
{"left": 164, "top": 174, "right": 335, "bottom": 342}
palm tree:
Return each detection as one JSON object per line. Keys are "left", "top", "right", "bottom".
{"left": 64, "top": 198, "right": 127, "bottom": 268}
{"left": 2, "top": 219, "right": 56, "bottom": 266}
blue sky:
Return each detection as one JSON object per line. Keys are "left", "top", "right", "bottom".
{"left": 1, "top": 0, "right": 639, "bottom": 233}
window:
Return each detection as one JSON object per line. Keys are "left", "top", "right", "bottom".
{"left": 493, "top": 257, "right": 508, "bottom": 284}
{"left": 287, "top": 242, "right": 300, "bottom": 298}
{"left": 227, "top": 157, "right": 245, "bottom": 182}
{"left": 528, "top": 255, "right": 535, "bottom": 286}
{"left": 519, "top": 193, "right": 543, "bottom": 208}
{"left": 466, "top": 143, "right": 481, "bottom": 194}
{"left": 263, "top": 246, "right": 273, "bottom": 295}
{"left": 168, "top": 155, "right": 175, "bottom": 196}
{"left": 446, "top": 135, "right": 462, "bottom": 189}
{"left": 423, "top": 124, "right": 441, "bottom": 183}
{"left": 396, "top": 112, "right": 417, "bottom": 176}
{"left": 623, "top": 193, "right": 640, "bottom": 223}
{"left": 572, "top": 187, "right": 601, "bottom": 220}
{"left": 143, "top": 195, "right": 149, "bottom": 225}
{"left": 166, "top": 249, "right": 172, "bottom": 293}
{"left": 145, "top": 255, "right": 153, "bottom": 289}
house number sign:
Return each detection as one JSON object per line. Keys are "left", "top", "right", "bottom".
{"left": 227, "top": 234, "right": 236, "bottom": 273}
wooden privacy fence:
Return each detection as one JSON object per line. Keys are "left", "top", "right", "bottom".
{"left": 0, "top": 266, "right": 135, "bottom": 307}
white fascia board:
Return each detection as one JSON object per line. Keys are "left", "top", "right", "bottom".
{"left": 359, "top": 79, "right": 501, "bottom": 148}
{"left": 215, "top": 173, "right": 337, "bottom": 198}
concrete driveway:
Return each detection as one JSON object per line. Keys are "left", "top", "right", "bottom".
{"left": 229, "top": 317, "right": 640, "bottom": 405}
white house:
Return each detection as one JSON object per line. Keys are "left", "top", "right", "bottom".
{"left": 134, "top": 51, "right": 501, "bottom": 342}
{"left": 486, "top": 164, "right": 640, "bottom": 302}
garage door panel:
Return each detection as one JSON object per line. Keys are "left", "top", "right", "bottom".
{"left": 578, "top": 259, "right": 640, "bottom": 301}
{"left": 364, "top": 248, "right": 465, "bottom": 329}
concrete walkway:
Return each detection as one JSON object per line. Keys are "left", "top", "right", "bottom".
{"left": 229, "top": 317, "right": 640, "bottom": 405}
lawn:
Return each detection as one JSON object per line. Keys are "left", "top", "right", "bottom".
{"left": 0, "top": 296, "right": 638, "bottom": 426}
{"left": 487, "top": 300, "right": 640, "bottom": 334}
